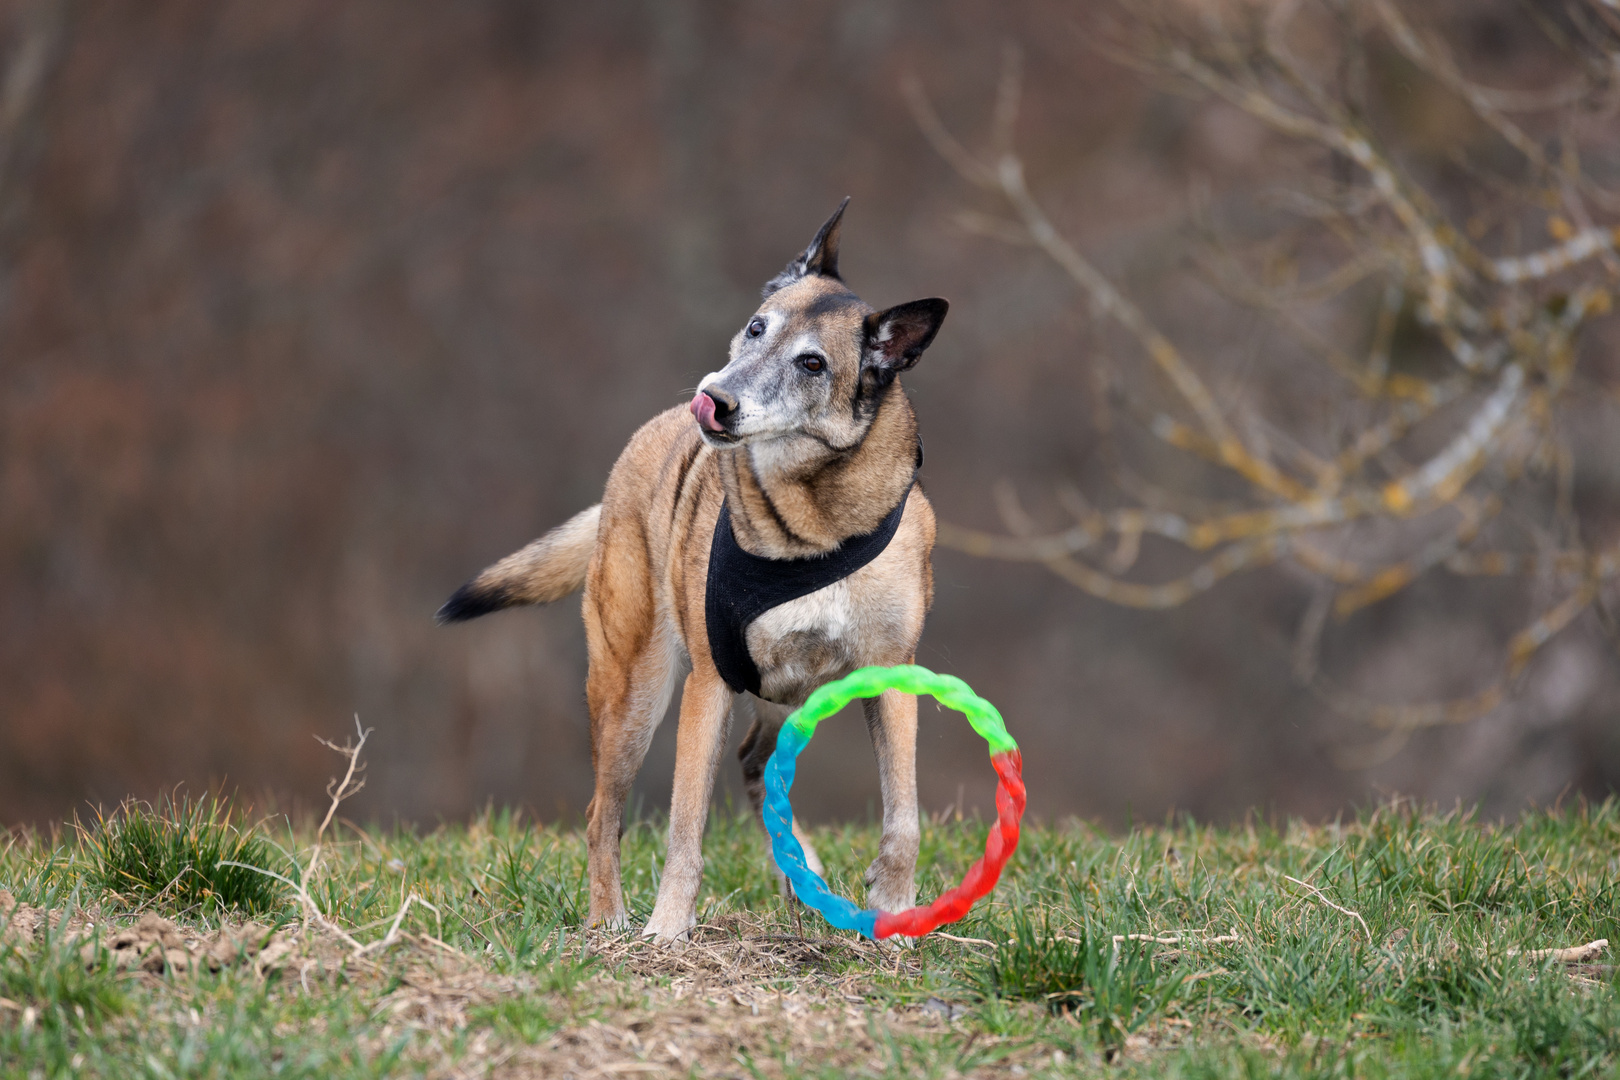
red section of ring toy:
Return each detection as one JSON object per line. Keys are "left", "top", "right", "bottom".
{"left": 872, "top": 749, "right": 1026, "bottom": 939}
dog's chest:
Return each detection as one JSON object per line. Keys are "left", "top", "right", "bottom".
{"left": 745, "top": 569, "right": 917, "bottom": 705}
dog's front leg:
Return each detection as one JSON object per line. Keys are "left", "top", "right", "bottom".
{"left": 643, "top": 668, "right": 733, "bottom": 944}
{"left": 862, "top": 687, "right": 920, "bottom": 914}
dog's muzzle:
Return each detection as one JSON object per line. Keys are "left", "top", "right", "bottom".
{"left": 690, "top": 387, "right": 737, "bottom": 434}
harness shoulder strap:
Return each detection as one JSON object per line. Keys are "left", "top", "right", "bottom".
{"left": 705, "top": 482, "right": 913, "bottom": 697}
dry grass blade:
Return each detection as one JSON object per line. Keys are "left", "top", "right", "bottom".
{"left": 1510, "top": 939, "right": 1609, "bottom": 963}
{"left": 932, "top": 932, "right": 998, "bottom": 948}
{"left": 1110, "top": 932, "right": 1242, "bottom": 947}
{"left": 1280, "top": 873, "right": 1373, "bottom": 946}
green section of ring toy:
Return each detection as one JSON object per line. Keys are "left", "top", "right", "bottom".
{"left": 785, "top": 665, "right": 1018, "bottom": 756}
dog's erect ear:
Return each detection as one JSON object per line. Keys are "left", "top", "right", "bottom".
{"left": 862, "top": 298, "right": 949, "bottom": 374}
{"left": 762, "top": 197, "right": 850, "bottom": 297}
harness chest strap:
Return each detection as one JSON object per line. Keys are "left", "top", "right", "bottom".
{"left": 704, "top": 479, "right": 915, "bottom": 698}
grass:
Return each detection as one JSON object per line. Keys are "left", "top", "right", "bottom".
{"left": 83, "top": 793, "right": 284, "bottom": 916}
{"left": 0, "top": 796, "right": 1616, "bottom": 1077}
{"left": 961, "top": 914, "right": 1184, "bottom": 1053}
{"left": 0, "top": 895, "right": 126, "bottom": 1034}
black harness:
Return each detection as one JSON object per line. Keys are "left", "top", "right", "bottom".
{"left": 704, "top": 470, "right": 915, "bottom": 698}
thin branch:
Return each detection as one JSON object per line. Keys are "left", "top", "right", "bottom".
{"left": 303, "top": 717, "right": 372, "bottom": 903}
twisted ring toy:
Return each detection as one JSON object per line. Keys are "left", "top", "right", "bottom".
{"left": 762, "top": 664, "right": 1024, "bottom": 939}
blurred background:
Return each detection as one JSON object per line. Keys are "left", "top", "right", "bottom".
{"left": 3, "top": 0, "right": 1618, "bottom": 830}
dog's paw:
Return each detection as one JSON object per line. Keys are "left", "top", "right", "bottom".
{"left": 586, "top": 909, "right": 631, "bottom": 933}
{"left": 863, "top": 858, "right": 917, "bottom": 916}
{"left": 640, "top": 907, "right": 697, "bottom": 947}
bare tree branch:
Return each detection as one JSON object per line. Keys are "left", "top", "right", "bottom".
{"left": 915, "top": 0, "right": 1620, "bottom": 750}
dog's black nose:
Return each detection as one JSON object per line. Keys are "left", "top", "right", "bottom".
{"left": 704, "top": 386, "right": 738, "bottom": 422}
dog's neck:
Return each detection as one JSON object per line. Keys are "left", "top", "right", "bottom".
{"left": 718, "top": 383, "right": 918, "bottom": 559}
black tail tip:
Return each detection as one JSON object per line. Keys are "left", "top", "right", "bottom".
{"left": 434, "top": 582, "right": 510, "bottom": 624}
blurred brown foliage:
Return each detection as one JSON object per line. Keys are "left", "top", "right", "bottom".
{"left": 922, "top": 2, "right": 1620, "bottom": 765}
{"left": 2, "top": 0, "right": 1617, "bottom": 829}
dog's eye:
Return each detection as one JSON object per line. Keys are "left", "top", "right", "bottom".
{"left": 799, "top": 354, "right": 825, "bottom": 373}
{"left": 746, "top": 318, "right": 766, "bottom": 338}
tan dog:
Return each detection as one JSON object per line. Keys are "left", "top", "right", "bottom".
{"left": 439, "top": 201, "right": 947, "bottom": 942}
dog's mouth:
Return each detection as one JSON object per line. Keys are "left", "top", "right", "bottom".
{"left": 690, "top": 392, "right": 740, "bottom": 443}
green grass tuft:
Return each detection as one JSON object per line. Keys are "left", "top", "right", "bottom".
{"left": 961, "top": 913, "right": 1184, "bottom": 1052}
{"left": 83, "top": 792, "right": 284, "bottom": 915}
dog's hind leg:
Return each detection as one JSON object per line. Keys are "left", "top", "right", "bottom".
{"left": 736, "top": 696, "right": 824, "bottom": 897}
{"left": 583, "top": 603, "right": 681, "bottom": 931}
{"left": 642, "top": 666, "right": 734, "bottom": 944}
{"left": 862, "top": 687, "right": 920, "bottom": 915}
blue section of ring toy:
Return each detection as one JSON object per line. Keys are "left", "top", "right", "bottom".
{"left": 762, "top": 722, "right": 880, "bottom": 937}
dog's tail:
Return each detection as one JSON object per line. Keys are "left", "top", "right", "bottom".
{"left": 436, "top": 504, "right": 602, "bottom": 623}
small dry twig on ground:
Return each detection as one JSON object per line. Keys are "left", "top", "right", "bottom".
{"left": 1511, "top": 938, "right": 1609, "bottom": 963}
{"left": 1111, "top": 932, "right": 1243, "bottom": 947}
{"left": 929, "top": 928, "right": 1242, "bottom": 951}
{"left": 306, "top": 716, "right": 371, "bottom": 888}
{"left": 223, "top": 719, "right": 438, "bottom": 959}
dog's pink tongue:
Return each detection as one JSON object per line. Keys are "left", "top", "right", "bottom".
{"left": 690, "top": 391, "right": 721, "bottom": 432}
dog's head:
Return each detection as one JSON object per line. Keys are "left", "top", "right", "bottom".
{"left": 691, "top": 200, "right": 947, "bottom": 456}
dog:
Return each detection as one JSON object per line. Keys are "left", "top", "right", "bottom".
{"left": 438, "top": 200, "right": 947, "bottom": 943}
